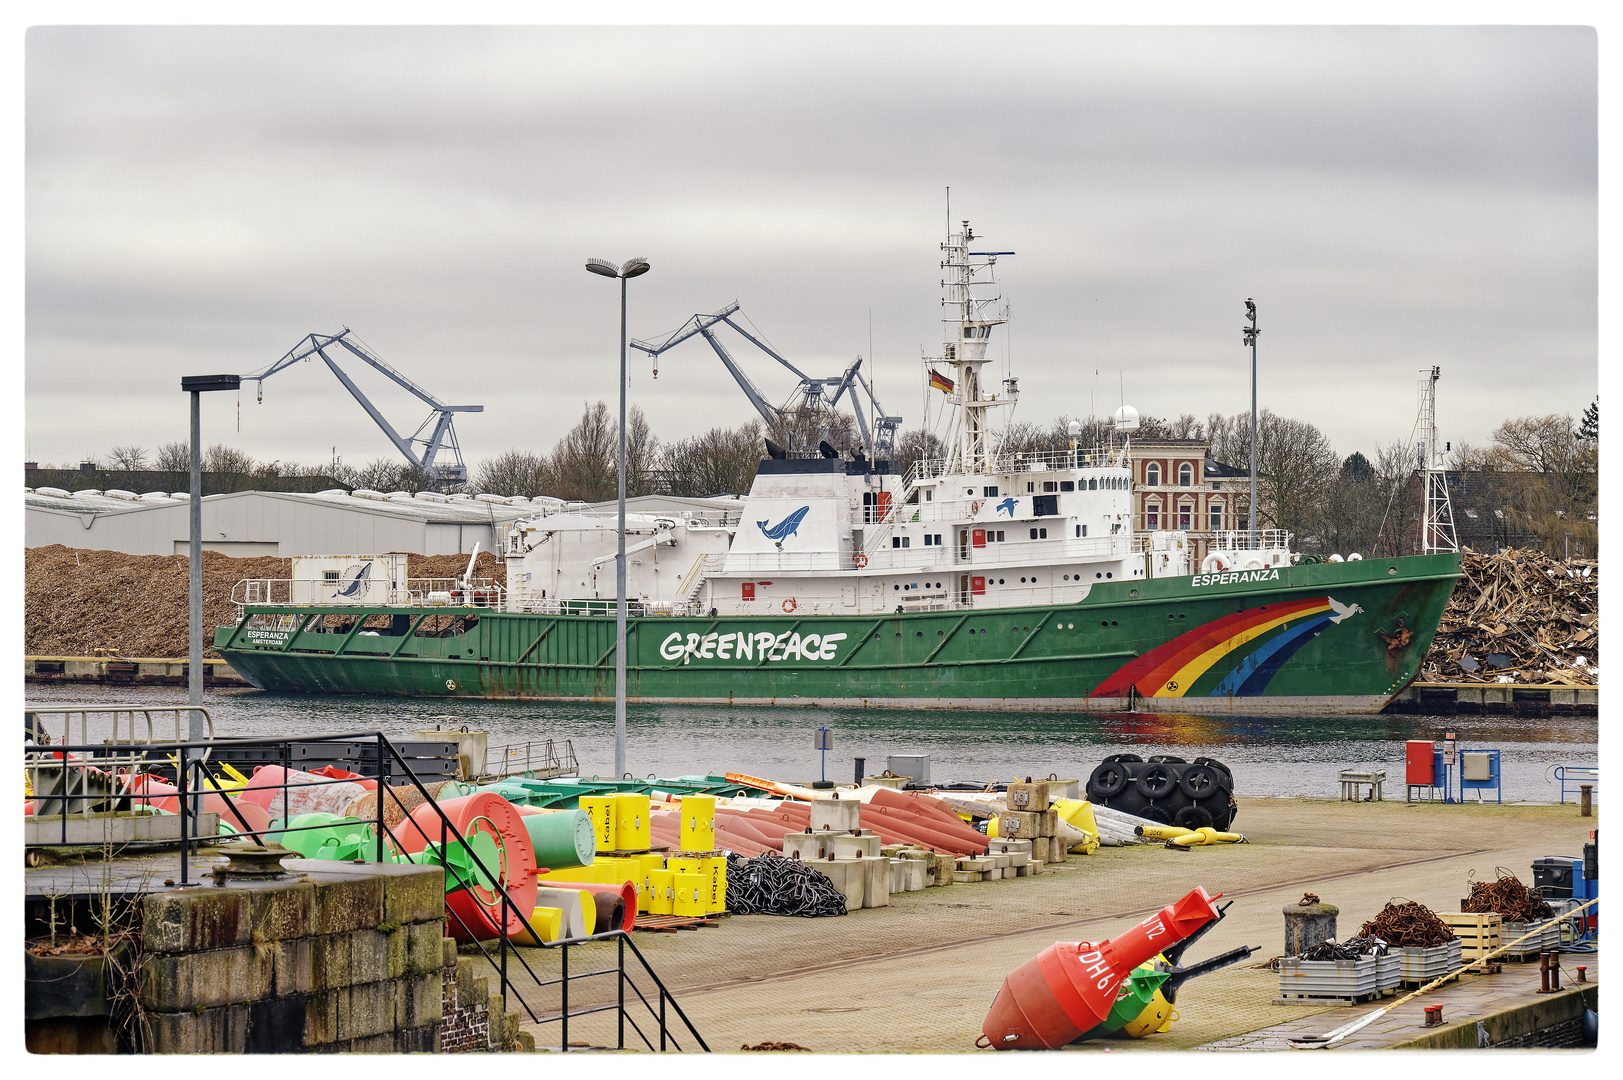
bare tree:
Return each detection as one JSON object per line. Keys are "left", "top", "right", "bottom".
{"left": 1480, "top": 413, "right": 1598, "bottom": 557}
{"left": 1164, "top": 413, "right": 1204, "bottom": 440}
{"left": 892, "top": 427, "right": 947, "bottom": 478}
{"left": 623, "top": 404, "right": 661, "bottom": 498}
{"left": 107, "top": 445, "right": 148, "bottom": 470}
{"left": 474, "top": 450, "right": 552, "bottom": 497}
{"left": 549, "top": 401, "right": 617, "bottom": 502}
{"left": 659, "top": 420, "right": 765, "bottom": 498}
{"left": 1253, "top": 410, "right": 1341, "bottom": 541}
{"left": 202, "top": 444, "right": 256, "bottom": 493}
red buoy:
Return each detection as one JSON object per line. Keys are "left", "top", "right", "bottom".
{"left": 980, "top": 886, "right": 1221, "bottom": 1050}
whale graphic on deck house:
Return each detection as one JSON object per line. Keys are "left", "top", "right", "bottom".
{"left": 757, "top": 505, "right": 810, "bottom": 549}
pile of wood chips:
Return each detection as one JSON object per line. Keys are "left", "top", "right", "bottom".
{"left": 24, "top": 545, "right": 506, "bottom": 660}
{"left": 1421, "top": 548, "right": 1598, "bottom": 686}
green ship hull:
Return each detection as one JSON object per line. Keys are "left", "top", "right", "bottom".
{"left": 215, "top": 553, "right": 1459, "bottom": 715}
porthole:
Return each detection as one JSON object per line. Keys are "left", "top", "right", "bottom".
{"left": 938, "top": 630, "right": 945, "bottom": 637}
{"left": 998, "top": 578, "right": 1006, "bottom": 585}
{"left": 1106, "top": 572, "right": 1113, "bottom": 579}
{"left": 1096, "top": 572, "right": 1102, "bottom": 579}
{"left": 894, "top": 584, "right": 900, "bottom": 590}
{"left": 917, "top": 631, "right": 925, "bottom": 637}
{"left": 1111, "top": 620, "right": 1118, "bottom": 627}
{"left": 1100, "top": 621, "right": 1109, "bottom": 628}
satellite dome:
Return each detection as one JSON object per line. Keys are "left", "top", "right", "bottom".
{"left": 1113, "top": 405, "right": 1140, "bottom": 433}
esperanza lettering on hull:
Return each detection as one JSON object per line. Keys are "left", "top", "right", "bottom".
{"left": 1191, "top": 569, "right": 1281, "bottom": 587}
{"left": 659, "top": 630, "right": 848, "bottom": 664}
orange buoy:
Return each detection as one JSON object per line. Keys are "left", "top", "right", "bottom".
{"left": 980, "top": 886, "right": 1222, "bottom": 1050}
{"left": 392, "top": 792, "right": 538, "bottom": 942}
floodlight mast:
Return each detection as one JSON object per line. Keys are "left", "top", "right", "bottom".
{"left": 245, "top": 329, "right": 483, "bottom": 483}
{"left": 630, "top": 301, "right": 903, "bottom": 458}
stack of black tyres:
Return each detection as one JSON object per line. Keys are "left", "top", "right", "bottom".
{"left": 1085, "top": 754, "right": 1237, "bottom": 831}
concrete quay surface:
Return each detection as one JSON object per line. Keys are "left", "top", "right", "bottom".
{"left": 474, "top": 796, "right": 1598, "bottom": 1054}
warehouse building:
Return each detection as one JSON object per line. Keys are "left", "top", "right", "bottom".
{"left": 23, "top": 487, "right": 742, "bottom": 558}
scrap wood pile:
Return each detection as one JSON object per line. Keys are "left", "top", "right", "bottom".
{"left": 1423, "top": 547, "right": 1598, "bottom": 685}
{"left": 1462, "top": 868, "right": 1555, "bottom": 923}
{"left": 24, "top": 545, "right": 504, "bottom": 659}
{"left": 1358, "top": 900, "right": 1456, "bottom": 947}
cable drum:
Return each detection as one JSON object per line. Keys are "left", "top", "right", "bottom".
{"left": 725, "top": 851, "right": 849, "bottom": 918}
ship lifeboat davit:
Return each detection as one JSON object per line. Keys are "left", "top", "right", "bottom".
{"left": 979, "top": 886, "right": 1221, "bottom": 1050}
{"left": 391, "top": 793, "right": 538, "bottom": 943}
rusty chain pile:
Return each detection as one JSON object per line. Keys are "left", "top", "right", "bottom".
{"left": 1301, "top": 935, "right": 1389, "bottom": 961}
{"left": 741, "top": 1041, "right": 812, "bottom": 1052}
{"left": 1463, "top": 868, "right": 1556, "bottom": 923}
{"left": 1358, "top": 900, "right": 1457, "bottom": 947}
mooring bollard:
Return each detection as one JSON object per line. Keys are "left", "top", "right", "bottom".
{"left": 1576, "top": 965, "right": 1587, "bottom": 984}
{"left": 1424, "top": 1005, "right": 1444, "bottom": 1027}
{"left": 1538, "top": 952, "right": 1551, "bottom": 993}
{"left": 1579, "top": 784, "right": 1592, "bottom": 817}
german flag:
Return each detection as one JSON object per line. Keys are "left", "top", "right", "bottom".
{"left": 928, "top": 369, "right": 955, "bottom": 393}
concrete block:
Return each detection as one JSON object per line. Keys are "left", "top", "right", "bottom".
{"left": 455, "top": 958, "right": 488, "bottom": 1010}
{"left": 986, "top": 866, "right": 1004, "bottom": 880}
{"left": 931, "top": 852, "right": 955, "bottom": 886}
{"left": 148, "top": 1001, "right": 251, "bottom": 1053}
{"left": 831, "top": 831, "right": 881, "bottom": 859}
{"left": 1014, "top": 862, "right": 1037, "bottom": 877}
{"left": 808, "top": 857, "right": 866, "bottom": 910}
{"left": 998, "top": 809, "right": 1058, "bottom": 839}
{"left": 861, "top": 856, "right": 890, "bottom": 908}
{"left": 988, "top": 853, "right": 1012, "bottom": 871}
{"left": 782, "top": 829, "right": 836, "bottom": 861}
{"left": 952, "top": 870, "right": 983, "bottom": 883}
{"left": 807, "top": 796, "right": 861, "bottom": 832}
{"left": 442, "top": 936, "right": 458, "bottom": 971}
{"left": 142, "top": 889, "right": 252, "bottom": 953}
{"left": 889, "top": 857, "right": 907, "bottom": 893}
{"left": 1006, "top": 782, "right": 1050, "bottom": 811}
{"left": 956, "top": 857, "right": 993, "bottom": 873}
{"left": 1049, "top": 836, "right": 1068, "bottom": 863}
{"left": 987, "top": 838, "right": 1033, "bottom": 857}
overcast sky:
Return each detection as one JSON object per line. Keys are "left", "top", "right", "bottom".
{"left": 23, "top": 24, "right": 1598, "bottom": 478}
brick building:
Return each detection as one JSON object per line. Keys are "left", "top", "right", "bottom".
{"left": 1127, "top": 438, "right": 1252, "bottom": 564}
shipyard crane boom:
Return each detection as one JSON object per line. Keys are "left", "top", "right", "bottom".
{"left": 630, "top": 302, "right": 903, "bottom": 459}
{"left": 245, "top": 329, "right": 483, "bottom": 483}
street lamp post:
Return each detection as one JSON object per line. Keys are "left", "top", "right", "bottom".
{"left": 585, "top": 256, "right": 650, "bottom": 779}
{"left": 180, "top": 374, "right": 241, "bottom": 740}
{"left": 1242, "top": 299, "right": 1259, "bottom": 549}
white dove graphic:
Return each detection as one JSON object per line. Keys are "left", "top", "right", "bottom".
{"left": 1327, "top": 597, "right": 1364, "bottom": 624}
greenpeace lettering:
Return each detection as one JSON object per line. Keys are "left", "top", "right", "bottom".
{"left": 1192, "top": 568, "right": 1281, "bottom": 588}
{"left": 660, "top": 630, "right": 848, "bottom": 665}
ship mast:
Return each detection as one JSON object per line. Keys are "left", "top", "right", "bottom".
{"left": 936, "top": 212, "right": 1014, "bottom": 474}
{"left": 1419, "top": 365, "right": 1458, "bottom": 555}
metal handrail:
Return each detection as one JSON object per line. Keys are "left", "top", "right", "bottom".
{"left": 22, "top": 729, "right": 706, "bottom": 1053}
{"left": 519, "top": 929, "right": 710, "bottom": 1052}
{"left": 1552, "top": 764, "right": 1600, "bottom": 804}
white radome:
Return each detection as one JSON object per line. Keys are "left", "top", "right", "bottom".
{"left": 1113, "top": 405, "right": 1140, "bottom": 432}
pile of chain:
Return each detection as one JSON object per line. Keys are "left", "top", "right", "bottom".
{"left": 1463, "top": 868, "right": 1556, "bottom": 923}
{"left": 1301, "top": 935, "right": 1389, "bottom": 961}
{"left": 725, "top": 851, "right": 849, "bottom": 918}
{"left": 1358, "top": 900, "right": 1457, "bottom": 947}
{"left": 740, "top": 1042, "right": 812, "bottom": 1052}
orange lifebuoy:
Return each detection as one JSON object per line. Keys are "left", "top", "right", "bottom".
{"left": 782, "top": 598, "right": 798, "bottom": 613}
{"left": 853, "top": 553, "right": 869, "bottom": 568}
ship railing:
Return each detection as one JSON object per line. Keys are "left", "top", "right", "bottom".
{"left": 1208, "top": 528, "right": 1294, "bottom": 552}
{"left": 230, "top": 577, "right": 507, "bottom": 618}
{"left": 405, "top": 577, "right": 506, "bottom": 608}
{"left": 25, "top": 704, "right": 215, "bottom": 821}
{"left": 22, "top": 730, "right": 707, "bottom": 1053}
{"left": 479, "top": 738, "right": 580, "bottom": 781}
{"left": 908, "top": 446, "right": 1130, "bottom": 481}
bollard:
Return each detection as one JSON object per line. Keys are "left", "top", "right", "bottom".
{"left": 1579, "top": 783, "right": 1592, "bottom": 816}
{"left": 1538, "top": 952, "right": 1551, "bottom": 993}
{"left": 1548, "top": 952, "right": 1561, "bottom": 991}
{"left": 1424, "top": 1005, "right": 1444, "bottom": 1027}
{"left": 1576, "top": 966, "right": 1587, "bottom": 984}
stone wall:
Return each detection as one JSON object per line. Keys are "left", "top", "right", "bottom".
{"left": 138, "top": 859, "right": 447, "bottom": 1053}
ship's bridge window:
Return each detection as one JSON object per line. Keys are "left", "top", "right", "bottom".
{"left": 1060, "top": 481, "right": 1074, "bottom": 492}
{"left": 1029, "top": 527, "right": 1048, "bottom": 539}
{"left": 1087, "top": 478, "right": 1096, "bottom": 490}
{"left": 1043, "top": 481, "right": 1058, "bottom": 493}
{"left": 892, "top": 535, "right": 911, "bottom": 548}
{"left": 983, "top": 486, "right": 998, "bottom": 497}
{"left": 925, "top": 489, "right": 934, "bottom": 501}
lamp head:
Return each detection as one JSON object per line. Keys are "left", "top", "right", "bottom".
{"left": 586, "top": 258, "right": 620, "bottom": 278}
{"left": 621, "top": 257, "right": 650, "bottom": 278}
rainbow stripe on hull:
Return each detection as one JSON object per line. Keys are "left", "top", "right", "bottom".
{"left": 1090, "top": 596, "right": 1347, "bottom": 699}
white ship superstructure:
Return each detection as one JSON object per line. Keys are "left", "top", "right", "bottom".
{"left": 501, "top": 216, "right": 1291, "bottom": 619}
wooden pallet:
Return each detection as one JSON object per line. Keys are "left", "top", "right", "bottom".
{"left": 1273, "top": 989, "right": 1388, "bottom": 1006}
{"left": 632, "top": 912, "right": 727, "bottom": 933}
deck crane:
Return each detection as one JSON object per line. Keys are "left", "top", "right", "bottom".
{"left": 630, "top": 301, "right": 903, "bottom": 460}
{"left": 244, "top": 329, "right": 483, "bottom": 484}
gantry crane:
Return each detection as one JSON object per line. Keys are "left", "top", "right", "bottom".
{"left": 630, "top": 301, "right": 902, "bottom": 459}
{"left": 245, "top": 329, "right": 482, "bottom": 483}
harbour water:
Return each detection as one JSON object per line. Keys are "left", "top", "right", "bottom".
{"left": 26, "top": 684, "right": 1596, "bottom": 804}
